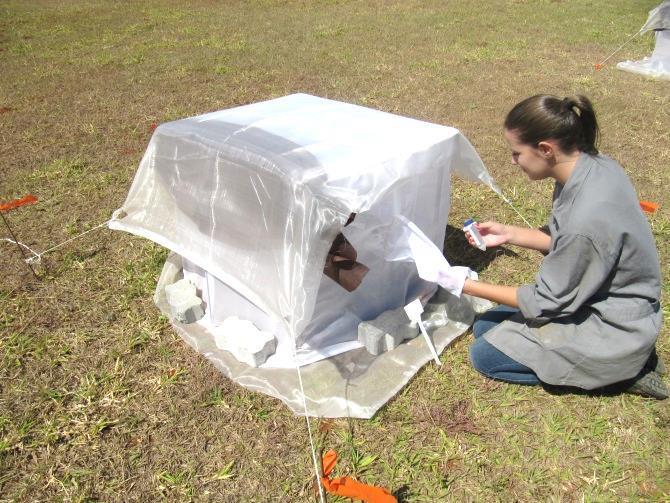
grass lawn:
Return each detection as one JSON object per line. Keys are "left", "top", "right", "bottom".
{"left": 1, "top": 0, "right": 669, "bottom": 501}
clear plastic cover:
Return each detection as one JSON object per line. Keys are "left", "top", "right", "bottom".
{"left": 618, "top": 30, "right": 670, "bottom": 80}
{"left": 109, "top": 93, "right": 497, "bottom": 417}
{"left": 641, "top": 1, "right": 670, "bottom": 33}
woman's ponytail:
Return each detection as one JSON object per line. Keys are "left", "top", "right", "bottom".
{"left": 566, "top": 95, "right": 599, "bottom": 155}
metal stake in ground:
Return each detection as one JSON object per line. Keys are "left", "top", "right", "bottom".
{"left": 0, "top": 210, "right": 39, "bottom": 279}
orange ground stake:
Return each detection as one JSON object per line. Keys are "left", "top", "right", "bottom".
{"left": 321, "top": 450, "right": 397, "bottom": 503}
{"left": 0, "top": 194, "right": 40, "bottom": 278}
{"left": 0, "top": 194, "right": 38, "bottom": 213}
{"left": 639, "top": 200, "right": 659, "bottom": 214}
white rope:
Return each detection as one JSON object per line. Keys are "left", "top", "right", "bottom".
{"left": 596, "top": 28, "right": 644, "bottom": 67}
{"left": 1, "top": 220, "right": 110, "bottom": 265}
{"left": 292, "top": 345, "right": 326, "bottom": 502}
{"left": 498, "top": 192, "right": 533, "bottom": 228}
{"left": 28, "top": 221, "right": 110, "bottom": 264}
{"left": 2, "top": 238, "right": 41, "bottom": 259}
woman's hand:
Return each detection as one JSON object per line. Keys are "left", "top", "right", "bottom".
{"left": 465, "top": 222, "right": 551, "bottom": 252}
{"left": 466, "top": 221, "right": 510, "bottom": 248}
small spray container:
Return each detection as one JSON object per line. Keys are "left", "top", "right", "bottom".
{"left": 463, "top": 218, "right": 486, "bottom": 251}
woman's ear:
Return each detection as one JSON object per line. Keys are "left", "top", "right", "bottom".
{"left": 537, "top": 140, "right": 556, "bottom": 159}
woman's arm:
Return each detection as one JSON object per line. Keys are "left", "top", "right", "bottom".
{"left": 505, "top": 225, "right": 551, "bottom": 252}
{"left": 462, "top": 278, "right": 519, "bottom": 308}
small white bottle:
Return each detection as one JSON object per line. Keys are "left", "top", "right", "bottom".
{"left": 463, "top": 218, "right": 486, "bottom": 251}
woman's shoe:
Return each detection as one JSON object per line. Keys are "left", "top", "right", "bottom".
{"left": 626, "top": 369, "right": 669, "bottom": 400}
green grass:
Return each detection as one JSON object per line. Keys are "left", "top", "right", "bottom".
{"left": 1, "top": 0, "right": 669, "bottom": 501}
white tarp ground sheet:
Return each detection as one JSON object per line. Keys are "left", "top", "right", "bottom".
{"left": 618, "top": 1, "right": 670, "bottom": 80}
{"left": 110, "top": 93, "right": 496, "bottom": 417}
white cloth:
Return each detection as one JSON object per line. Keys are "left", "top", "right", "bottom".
{"left": 384, "top": 215, "right": 470, "bottom": 297}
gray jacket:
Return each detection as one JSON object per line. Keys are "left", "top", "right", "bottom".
{"left": 485, "top": 153, "right": 662, "bottom": 389}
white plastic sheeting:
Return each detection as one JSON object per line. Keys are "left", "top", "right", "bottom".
{"left": 618, "top": 1, "right": 670, "bottom": 80}
{"left": 641, "top": 0, "right": 670, "bottom": 32}
{"left": 618, "top": 30, "right": 670, "bottom": 80}
{"left": 110, "top": 93, "right": 497, "bottom": 416}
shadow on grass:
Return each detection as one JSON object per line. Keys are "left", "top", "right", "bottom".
{"left": 541, "top": 383, "right": 625, "bottom": 398}
{"left": 443, "top": 224, "right": 518, "bottom": 273}
{"left": 393, "top": 485, "right": 410, "bottom": 502}
{"left": 542, "top": 380, "right": 666, "bottom": 400}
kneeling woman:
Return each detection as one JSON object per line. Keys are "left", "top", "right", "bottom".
{"left": 462, "top": 94, "right": 666, "bottom": 398}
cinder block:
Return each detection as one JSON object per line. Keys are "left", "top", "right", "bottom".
{"left": 358, "top": 307, "right": 419, "bottom": 356}
{"left": 214, "top": 316, "right": 277, "bottom": 367}
{"left": 422, "top": 302, "right": 449, "bottom": 331}
{"left": 358, "top": 292, "right": 457, "bottom": 356}
{"left": 427, "top": 286, "right": 479, "bottom": 325}
{"left": 165, "top": 278, "right": 205, "bottom": 324}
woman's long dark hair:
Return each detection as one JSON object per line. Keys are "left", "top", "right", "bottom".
{"left": 504, "top": 95, "right": 600, "bottom": 155}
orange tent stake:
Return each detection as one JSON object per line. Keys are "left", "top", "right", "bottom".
{"left": 0, "top": 194, "right": 38, "bottom": 213}
{"left": 639, "top": 200, "right": 659, "bottom": 213}
{"left": 321, "top": 450, "right": 397, "bottom": 503}
{"left": 0, "top": 194, "right": 39, "bottom": 278}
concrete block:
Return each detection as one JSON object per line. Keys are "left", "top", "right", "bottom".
{"left": 358, "top": 307, "right": 419, "bottom": 356}
{"left": 427, "top": 286, "right": 477, "bottom": 325}
{"left": 214, "top": 316, "right": 277, "bottom": 367}
{"left": 422, "top": 302, "right": 449, "bottom": 331}
{"left": 358, "top": 293, "right": 458, "bottom": 356}
{"left": 165, "top": 278, "right": 205, "bottom": 324}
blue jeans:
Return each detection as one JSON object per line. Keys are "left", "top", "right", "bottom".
{"left": 469, "top": 306, "right": 540, "bottom": 385}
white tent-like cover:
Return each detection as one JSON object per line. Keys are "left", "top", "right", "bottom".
{"left": 618, "top": 1, "right": 670, "bottom": 80}
{"left": 110, "top": 94, "right": 497, "bottom": 417}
